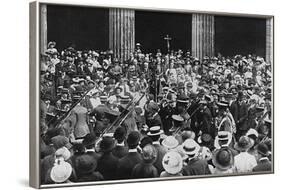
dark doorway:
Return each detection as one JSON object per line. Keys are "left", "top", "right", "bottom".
{"left": 215, "top": 16, "right": 266, "bottom": 57}
{"left": 47, "top": 5, "right": 109, "bottom": 51}
{"left": 135, "top": 10, "right": 192, "bottom": 54}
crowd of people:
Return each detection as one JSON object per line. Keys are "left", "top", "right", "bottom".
{"left": 40, "top": 41, "right": 272, "bottom": 185}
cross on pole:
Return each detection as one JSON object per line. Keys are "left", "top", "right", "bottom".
{"left": 164, "top": 34, "right": 172, "bottom": 53}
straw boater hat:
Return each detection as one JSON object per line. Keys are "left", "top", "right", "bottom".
{"left": 214, "top": 131, "right": 232, "bottom": 149}
{"left": 212, "top": 147, "right": 234, "bottom": 171}
{"left": 99, "top": 95, "right": 108, "bottom": 103}
{"left": 147, "top": 126, "right": 164, "bottom": 136}
{"left": 50, "top": 158, "right": 72, "bottom": 183}
{"left": 234, "top": 136, "right": 254, "bottom": 152}
{"left": 182, "top": 139, "right": 200, "bottom": 156}
{"left": 172, "top": 115, "right": 184, "bottom": 122}
{"left": 162, "top": 151, "right": 183, "bottom": 175}
{"left": 161, "top": 136, "right": 179, "bottom": 150}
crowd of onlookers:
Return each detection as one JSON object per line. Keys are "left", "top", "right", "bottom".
{"left": 40, "top": 41, "right": 272, "bottom": 184}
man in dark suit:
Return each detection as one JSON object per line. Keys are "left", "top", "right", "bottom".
{"left": 96, "top": 137, "right": 119, "bottom": 180}
{"left": 112, "top": 127, "right": 128, "bottom": 159}
{"left": 147, "top": 126, "right": 167, "bottom": 174}
{"left": 197, "top": 100, "right": 213, "bottom": 136}
{"left": 182, "top": 139, "right": 211, "bottom": 176}
{"left": 230, "top": 91, "right": 248, "bottom": 139}
{"left": 252, "top": 143, "right": 272, "bottom": 172}
{"left": 82, "top": 134, "right": 101, "bottom": 161}
{"left": 116, "top": 131, "right": 142, "bottom": 179}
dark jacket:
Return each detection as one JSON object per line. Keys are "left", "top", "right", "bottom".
{"left": 96, "top": 152, "right": 119, "bottom": 180}
{"left": 112, "top": 145, "right": 129, "bottom": 159}
{"left": 252, "top": 158, "right": 272, "bottom": 172}
{"left": 159, "top": 105, "right": 175, "bottom": 134}
{"left": 197, "top": 107, "right": 213, "bottom": 135}
{"left": 153, "top": 143, "right": 167, "bottom": 174}
{"left": 182, "top": 157, "right": 211, "bottom": 176}
{"left": 146, "top": 114, "right": 163, "bottom": 129}
{"left": 116, "top": 151, "right": 143, "bottom": 179}
{"left": 131, "top": 163, "right": 159, "bottom": 179}
{"left": 230, "top": 101, "right": 248, "bottom": 131}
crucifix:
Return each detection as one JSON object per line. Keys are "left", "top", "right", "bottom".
{"left": 164, "top": 34, "right": 172, "bottom": 53}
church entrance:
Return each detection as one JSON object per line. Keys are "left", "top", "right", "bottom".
{"left": 135, "top": 10, "right": 192, "bottom": 54}
{"left": 47, "top": 5, "right": 109, "bottom": 51}
{"left": 215, "top": 16, "right": 266, "bottom": 57}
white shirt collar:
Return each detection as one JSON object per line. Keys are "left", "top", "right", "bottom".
{"left": 128, "top": 148, "right": 138, "bottom": 153}
{"left": 85, "top": 148, "right": 95, "bottom": 153}
{"left": 259, "top": 157, "right": 269, "bottom": 161}
{"left": 116, "top": 142, "right": 125, "bottom": 146}
{"left": 152, "top": 141, "right": 160, "bottom": 145}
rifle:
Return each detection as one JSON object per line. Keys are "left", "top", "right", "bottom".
{"left": 50, "top": 88, "right": 93, "bottom": 128}
{"left": 96, "top": 88, "right": 148, "bottom": 142}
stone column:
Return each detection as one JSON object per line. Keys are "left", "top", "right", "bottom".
{"left": 265, "top": 17, "right": 273, "bottom": 64}
{"left": 192, "top": 14, "right": 215, "bottom": 61}
{"left": 40, "top": 4, "right": 48, "bottom": 54}
{"left": 109, "top": 8, "right": 135, "bottom": 62}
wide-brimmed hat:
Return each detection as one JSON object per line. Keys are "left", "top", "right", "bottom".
{"left": 212, "top": 147, "right": 234, "bottom": 171}
{"left": 50, "top": 158, "right": 72, "bottom": 183}
{"left": 246, "top": 128, "right": 259, "bottom": 142}
{"left": 182, "top": 139, "right": 200, "bottom": 156}
{"left": 147, "top": 126, "right": 164, "bottom": 136}
{"left": 234, "top": 136, "right": 253, "bottom": 152}
{"left": 127, "top": 131, "right": 141, "bottom": 147}
{"left": 172, "top": 115, "right": 184, "bottom": 122}
{"left": 161, "top": 136, "right": 179, "bottom": 149}
{"left": 55, "top": 147, "right": 71, "bottom": 161}
{"left": 76, "top": 154, "right": 97, "bottom": 174}
{"left": 99, "top": 136, "right": 115, "bottom": 152}
{"left": 162, "top": 151, "right": 183, "bottom": 175}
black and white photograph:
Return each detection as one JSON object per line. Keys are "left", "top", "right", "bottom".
{"left": 35, "top": 2, "right": 273, "bottom": 188}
